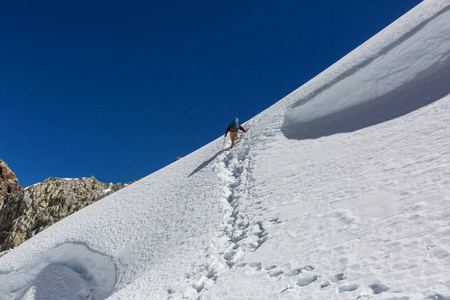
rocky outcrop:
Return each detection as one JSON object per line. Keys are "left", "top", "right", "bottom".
{"left": 0, "top": 176, "right": 123, "bottom": 251}
{"left": 0, "top": 159, "right": 22, "bottom": 198}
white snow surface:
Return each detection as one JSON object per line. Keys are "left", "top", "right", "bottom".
{"left": 1, "top": 1, "right": 450, "bottom": 299}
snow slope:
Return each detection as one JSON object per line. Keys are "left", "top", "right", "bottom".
{"left": 1, "top": 0, "right": 449, "bottom": 299}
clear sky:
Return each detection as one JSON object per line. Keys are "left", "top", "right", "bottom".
{"left": 1, "top": 0, "right": 422, "bottom": 187}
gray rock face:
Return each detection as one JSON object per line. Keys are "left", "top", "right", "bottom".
{"left": 0, "top": 176, "right": 123, "bottom": 251}
{"left": 0, "top": 159, "right": 22, "bottom": 198}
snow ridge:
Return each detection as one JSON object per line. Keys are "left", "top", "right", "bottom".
{"left": 284, "top": 9, "right": 450, "bottom": 128}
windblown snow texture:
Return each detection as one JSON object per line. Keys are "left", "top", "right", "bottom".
{"left": 0, "top": 0, "right": 449, "bottom": 299}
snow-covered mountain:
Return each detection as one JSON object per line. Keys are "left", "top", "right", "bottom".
{"left": 1, "top": 0, "right": 449, "bottom": 299}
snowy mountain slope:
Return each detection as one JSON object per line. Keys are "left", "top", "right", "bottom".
{"left": 1, "top": 0, "right": 449, "bottom": 299}
{"left": 202, "top": 94, "right": 450, "bottom": 299}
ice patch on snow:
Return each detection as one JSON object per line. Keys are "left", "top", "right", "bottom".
{"left": 0, "top": 243, "right": 116, "bottom": 300}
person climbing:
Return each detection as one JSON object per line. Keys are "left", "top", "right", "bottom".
{"left": 224, "top": 117, "right": 246, "bottom": 149}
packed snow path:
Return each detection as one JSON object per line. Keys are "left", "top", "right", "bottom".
{"left": 0, "top": 0, "right": 449, "bottom": 299}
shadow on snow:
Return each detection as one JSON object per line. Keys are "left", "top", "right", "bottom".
{"left": 282, "top": 55, "right": 450, "bottom": 140}
{"left": 188, "top": 149, "right": 228, "bottom": 177}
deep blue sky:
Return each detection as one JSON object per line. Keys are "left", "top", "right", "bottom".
{"left": 1, "top": 0, "right": 422, "bottom": 187}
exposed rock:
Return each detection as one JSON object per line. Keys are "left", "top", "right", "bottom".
{"left": 0, "top": 159, "right": 23, "bottom": 198}
{"left": 0, "top": 176, "right": 123, "bottom": 251}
